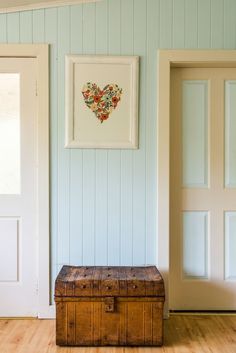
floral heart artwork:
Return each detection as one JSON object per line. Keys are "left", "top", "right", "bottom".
{"left": 82, "top": 82, "right": 123, "bottom": 123}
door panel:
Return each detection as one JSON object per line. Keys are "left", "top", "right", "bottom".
{"left": 0, "top": 73, "right": 20, "bottom": 194}
{"left": 225, "top": 212, "right": 236, "bottom": 280}
{"left": 170, "top": 68, "right": 236, "bottom": 310}
{"left": 0, "top": 218, "right": 19, "bottom": 281}
{"left": 0, "top": 58, "right": 37, "bottom": 317}
{"left": 182, "top": 80, "right": 208, "bottom": 187}
{"left": 225, "top": 81, "right": 236, "bottom": 187}
{"left": 182, "top": 211, "right": 208, "bottom": 279}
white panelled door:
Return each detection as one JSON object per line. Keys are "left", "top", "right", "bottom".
{"left": 0, "top": 58, "right": 37, "bottom": 316}
{"left": 170, "top": 68, "right": 236, "bottom": 310}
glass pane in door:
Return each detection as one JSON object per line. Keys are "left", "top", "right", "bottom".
{"left": 0, "top": 74, "right": 20, "bottom": 194}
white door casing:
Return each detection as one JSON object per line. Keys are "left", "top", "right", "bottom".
{"left": 170, "top": 67, "right": 236, "bottom": 310}
{"left": 0, "top": 45, "right": 50, "bottom": 318}
{"left": 157, "top": 50, "right": 236, "bottom": 316}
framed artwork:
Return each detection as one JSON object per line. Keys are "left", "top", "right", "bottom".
{"left": 65, "top": 55, "right": 139, "bottom": 149}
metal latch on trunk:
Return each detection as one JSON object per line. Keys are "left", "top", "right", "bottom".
{"left": 104, "top": 297, "right": 115, "bottom": 312}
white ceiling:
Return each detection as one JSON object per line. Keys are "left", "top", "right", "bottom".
{"left": 0, "top": 0, "right": 99, "bottom": 13}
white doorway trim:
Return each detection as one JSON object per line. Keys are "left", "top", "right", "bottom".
{"left": 0, "top": 44, "right": 51, "bottom": 318}
{"left": 157, "top": 50, "right": 236, "bottom": 316}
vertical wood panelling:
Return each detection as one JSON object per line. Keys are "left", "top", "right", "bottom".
{"left": 94, "top": 151, "right": 108, "bottom": 265}
{"left": 7, "top": 13, "right": 20, "bottom": 43}
{"left": 95, "top": 0, "right": 108, "bottom": 54}
{"left": 198, "top": 0, "right": 211, "bottom": 48}
{"left": 82, "top": 2, "right": 96, "bottom": 55}
{"left": 173, "top": 0, "right": 185, "bottom": 49}
{"left": 224, "top": 0, "right": 236, "bottom": 49}
{"left": 45, "top": 7, "right": 58, "bottom": 297}
{"left": 133, "top": 0, "right": 146, "bottom": 265}
{"left": 107, "top": 0, "right": 121, "bottom": 265}
{"left": 95, "top": 0, "right": 108, "bottom": 265}
{"left": 19, "top": 11, "right": 32, "bottom": 43}
{"left": 120, "top": 0, "right": 134, "bottom": 265}
{"left": 57, "top": 6, "right": 70, "bottom": 266}
{"left": 82, "top": 149, "right": 95, "bottom": 265}
{"left": 160, "top": 0, "right": 172, "bottom": 49}
{"left": 82, "top": 3, "right": 96, "bottom": 265}
{"left": 120, "top": 151, "right": 133, "bottom": 265}
{"left": 107, "top": 151, "right": 121, "bottom": 265}
{"left": 211, "top": 0, "right": 223, "bottom": 48}
{"left": 121, "top": 0, "right": 133, "bottom": 55}
{"left": 108, "top": 0, "right": 121, "bottom": 55}
{"left": 3, "top": 0, "right": 236, "bottom": 289}
{"left": 146, "top": 0, "right": 160, "bottom": 264}
{"left": 185, "top": 0, "right": 198, "bottom": 48}
{"left": 32, "top": 9, "right": 45, "bottom": 42}
{"left": 0, "top": 15, "right": 7, "bottom": 42}
{"left": 69, "top": 5, "right": 83, "bottom": 266}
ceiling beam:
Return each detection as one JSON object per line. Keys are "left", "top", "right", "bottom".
{"left": 0, "top": 0, "right": 101, "bottom": 14}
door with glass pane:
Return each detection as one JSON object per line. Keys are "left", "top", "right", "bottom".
{"left": 0, "top": 58, "right": 37, "bottom": 316}
{"left": 170, "top": 68, "right": 236, "bottom": 310}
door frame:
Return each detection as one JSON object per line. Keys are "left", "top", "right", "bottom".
{"left": 0, "top": 44, "right": 51, "bottom": 318}
{"left": 157, "top": 50, "right": 236, "bottom": 316}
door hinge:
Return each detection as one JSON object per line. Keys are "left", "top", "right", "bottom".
{"left": 36, "top": 280, "right": 39, "bottom": 295}
{"left": 35, "top": 80, "right": 38, "bottom": 96}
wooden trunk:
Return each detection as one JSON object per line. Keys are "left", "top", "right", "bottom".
{"left": 55, "top": 266, "right": 165, "bottom": 346}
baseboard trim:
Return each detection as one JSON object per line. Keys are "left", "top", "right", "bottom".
{"left": 0, "top": 317, "right": 37, "bottom": 320}
{"left": 38, "top": 305, "right": 55, "bottom": 319}
{"left": 170, "top": 311, "right": 236, "bottom": 316}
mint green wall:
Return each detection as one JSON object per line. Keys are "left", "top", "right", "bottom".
{"left": 0, "top": 0, "right": 235, "bottom": 291}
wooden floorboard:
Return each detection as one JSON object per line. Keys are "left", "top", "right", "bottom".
{"left": 0, "top": 315, "right": 236, "bottom": 352}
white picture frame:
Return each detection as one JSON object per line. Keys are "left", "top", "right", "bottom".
{"left": 65, "top": 55, "right": 139, "bottom": 149}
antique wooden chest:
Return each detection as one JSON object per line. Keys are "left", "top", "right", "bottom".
{"left": 55, "top": 265, "right": 165, "bottom": 346}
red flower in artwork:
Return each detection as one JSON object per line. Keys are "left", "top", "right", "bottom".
{"left": 112, "top": 96, "right": 119, "bottom": 105}
{"left": 94, "top": 95, "right": 101, "bottom": 103}
{"left": 101, "top": 113, "right": 109, "bottom": 121}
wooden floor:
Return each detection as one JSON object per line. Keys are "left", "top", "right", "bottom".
{"left": 0, "top": 315, "right": 236, "bottom": 353}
